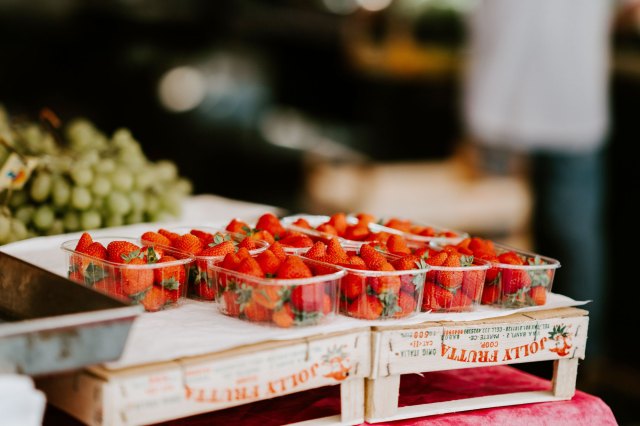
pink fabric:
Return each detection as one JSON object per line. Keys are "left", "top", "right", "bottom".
{"left": 153, "top": 365, "right": 617, "bottom": 426}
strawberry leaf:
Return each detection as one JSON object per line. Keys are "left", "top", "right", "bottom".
{"left": 161, "top": 277, "right": 181, "bottom": 291}
{"left": 83, "top": 263, "right": 109, "bottom": 286}
{"left": 129, "top": 287, "right": 150, "bottom": 304}
{"left": 122, "top": 249, "right": 142, "bottom": 263}
{"left": 145, "top": 247, "right": 159, "bottom": 264}
{"left": 460, "top": 255, "right": 474, "bottom": 267}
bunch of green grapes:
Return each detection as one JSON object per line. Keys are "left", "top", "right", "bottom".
{"left": 0, "top": 106, "right": 192, "bottom": 245}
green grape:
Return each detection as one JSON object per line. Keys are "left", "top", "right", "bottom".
{"left": 9, "top": 218, "right": 28, "bottom": 242}
{"left": 63, "top": 210, "right": 81, "bottom": 232}
{"left": 93, "top": 158, "right": 116, "bottom": 174}
{"left": 8, "top": 190, "right": 27, "bottom": 208}
{"left": 71, "top": 186, "right": 92, "bottom": 210}
{"left": 91, "top": 176, "right": 111, "bottom": 197}
{"left": 32, "top": 205, "right": 55, "bottom": 231}
{"left": 91, "top": 196, "right": 104, "bottom": 211}
{"left": 118, "top": 146, "right": 146, "bottom": 168}
{"left": 52, "top": 177, "right": 71, "bottom": 207}
{"left": 78, "top": 150, "right": 100, "bottom": 166}
{"left": 46, "top": 219, "right": 64, "bottom": 236}
{"left": 155, "top": 160, "right": 178, "bottom": 182}
{"left": 111, "top": 128, "right": 135, "bottom": 148}
{"left": 173, "top": 177, "right": 193, "bottom": 195}
{"left": 14, "top": 205, "right": 35, "bottom": 225}
{"left": 144, "top": 193, "right": 160, "bottom": 214}
{"left": 125, "top": 210, "right": 143, "bottom": 225}
{"left": 80, "top": 210, "right": 102, "bottom": 230}
{"left": 70, "top": 165, "right": 93, "bottom": 186}
{"left": 128, "top": 190, "right": 145, "bottom": 213}
{"left": 106, "top": 191, "right": 131, "bottom": 216}
{"left": 134, "top": 169, "right": 156, "bottom": 190}
{"left": 105, "top": 214, "right": 124, "bottom": 228}
{"left": 160, "top": 191, "right": 182, "bottom": 216}
{"left": 111, "top": 168, "right": 134, "bottom": 192}
{"left": 29, "top": 171, "right": 52, "bottom": 202}
{"left": 0, "top": 214, "right": 10, "bottom": 242}
{"left": 46, "top": 155, "right": 72, "bottom": 174}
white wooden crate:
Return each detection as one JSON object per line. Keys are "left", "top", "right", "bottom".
{"left": 365, "top": 307, "right": 588, "bottom": 423}
{"left": 37, "top": 328, "right": 370, "bottom": 426}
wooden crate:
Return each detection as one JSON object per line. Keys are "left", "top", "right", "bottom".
{"left": 37, "top": 328, "right": 370, "bottom": 426}
{"left": 365, "top": 307, "right": 588, "bottom": 423}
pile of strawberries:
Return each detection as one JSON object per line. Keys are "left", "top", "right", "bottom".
{"left": 140, "top": 228, "right": 266, "bottom": 301}
{"left": 302, "top": 238, "right": 428, "bottom": 320}
{"left": 225, "top": 213, "right": 315, "bottom": 251}
{"left": 288, "top": 212, "right": 379, "bottom": 242}
{"left": 215, "top": 241, "right": 342, "bottom": 327}
{"left": 68, "top": 232, "right": 192, "bottom": 312}
{"left": 381, "top": 217, "right": 461, "bottom": 239}
{"left": 454, "top": 237, "right": 552, "bottom": 307}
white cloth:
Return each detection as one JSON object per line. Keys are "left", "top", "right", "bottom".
{"left": 463, "top": 0, "right": 613, "bottom": 152}
{"left": 0, "top": 375, "right": 46, "bottom": 426}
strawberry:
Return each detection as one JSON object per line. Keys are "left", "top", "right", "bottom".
{"left": 386, "top": 235, "right": 411, "bottom": 255}
{"left": 392, "top": 255, "right": 421, "bottom": 271}
{"left": 305, "top": 241, "right": 327, "bottom": 259}
{"left": 368, "top": 274, "right": 401, "bottom": 295}
{"left": 236, "top": 257, "right": 265, "bottom": 278}
{"left": 154, "top": 255, "right": 185, "bottom": 291}
{"left": 327, "top": 213, "right": 348, "bottom": 236}
{"left": 394, "top": 291, "right": 417, "bottom": 318}
{"left": 355, "top": 212, "right": 375, "bottom": 226}
{"left": 141, "top": 231, "right": 172, "bottom": 247}
{"left": 253, "top": 284, "right": 282, "bottom": 309}
{"left": 68, "top": 269, "right": 85, "bottom": 284}
{"left": 344, "top": 225, "right": 370, "bottom": 241}
{"left": 322, "top": 293, "right": 333, "bottom": 315}
{"left": 121, "top": 257, "right": 154, "bottom": 296}
{"left": 84, "top": 241, "right": 107, "bottom": 260}
{"left": 221, "top": 252, "right": 242, "bottom": 270}
{"left": 252, "top": 230, "right": 275, "bottom": 245}
{"left": 226, "top": 218, "right": 251, "bottom": 235}
{"left": 255, "top": 213, "right": 286, "bottom": 239}
{"left": 268, "top": 241, "right": 287, "bottom": 262}
{"left": 316, "top": 223, "right": 338, "bottom": 236}
{"left": 422, "top": 281, "right": 454, "bottom": 311}
{"left": 501, "top": 267, "right": 532, "bottom": 295}
{"left": 291, "top": 282, "right": 325, "bottom": 312}
{"left": 347, "top": 294, "right": 383, "bottom": 320}
{"left": 158, "top": 228, "right": 180, "bottom": 243}
{"left": 190, "top": 229, "right": 214, "bottom": 246}
{"left": 163, "top": 287, "right": 180, "bottom": 304}
{"left": 481, "top": 283, "right": 501, "bottom": 305}
{"left": 222, "top": 290, "right": 241, "bottom": 316}
{"left": 529, "top": 286, "right": 547, "bottom": 305}
{"left": 436, "top": 252, "right": 464, "bottom": 289}
{"left": 292, "top": 218, "right": 312, "bottom": 229}
{"left": 484, "top": 261, "right": 501, "bottom": 282}
{"left": 94, "top": 279, "right": 125, "bottom": 301}
{"left": 272, "top": 304, "right": 295, "bottom": 328}
{"left": 461, "top": 269, "right": 485, "bottom": 301}
{"left": 236, "top": 247, "right": 252, "bottom": 260}
{"left": 341, "top": 273, "right": 366, "bottom": 300}
{"left": 199, "top": 240, "right": 236, "bottom": 257}
{"left": 326, "top": 238, "right": 348, "bottom": 262}
{"left": 107, "top": 240, "right": 141, "bottom": 263}
{"left": 451, "top": 289, "right": 473, "bottom": 311}
{"left": 417, "top": 227, "right": 436, "bottom": 237}
{"left": 193, "top": 280, "right": 216, "bottom": 300}
{"left": 347, "top": 255, "right": 367, "bottom": 269}
{"left": 75, "top": 232, "right": 93, "bottom": 252}
{"left": 243, "top": 300, "right": 271, "bottom": 322}
{"left": 238, "top": 237, "right": 257, "bottom": 250}
{"left": 276, "top": 256, "right": 313, "bottom": 279}
{"left": 359, "top": 244, "right": 386, "bottom": 269}
{"left": 172, "top": 234, "right": 203, "bottom": 255}
{"left": 498, "top": 251, "right": 525, "bottom": 265}
{"left": 279, "top": 234, "right": 314, "bottom": 248}
{"left": 140, "top": 286, "right": 167, "bottom": 312}
{"left": 384, "top": 218, "right": 411, "bottom": 233}
{"left": 256, "top": 250, "right": 282, "bottom": 276}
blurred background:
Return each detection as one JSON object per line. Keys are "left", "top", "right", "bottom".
{"left": 1, "top": 0, "right": 639, "bottom": 424}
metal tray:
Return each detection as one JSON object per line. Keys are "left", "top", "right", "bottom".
{"left": 0, "top": 251, "right": 142, "bottom": 376}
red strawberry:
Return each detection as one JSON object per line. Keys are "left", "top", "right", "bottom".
{"left": 199, "top": 240, "right": 236, "bottom": 257}
{"left": 154, "top": 255, "right": 185, "bottom": 291}
{"left": 255, "top": 213, "right": 286, "bottom": 239}
{"left": 326, "top": 238, "right": 348, "bottom": 262}
{"left": 529, "top": 286, "right": 547, "bottom": 305}
{"left": 279, "top": 234, "right": 314, "bottom": 248}
{"left": 252, "top": 230, "right": 275, "bottom": 245}
{"left": 392, "top": 255, "right": 421, "bottom": 271}
{"left": 268, "top": 241, "right": 287, "bottom": 262}
{"left": 226, "top": 218, "right": 251, "bottom": 235}
{"left": 422, "top": 282, "right": 454, "bottom": 311}
{"left": 316, "top": 223, "right": 338, "bottom": 236}
{"left": 347, "top": 294, "right": 383, "bottom": 320}
{"left": 272, "top": 304, "right": 295, "bottom": 328}
{"left": 501, "top": 268, "right": 532, "bottom": 295}
{"left": 238, "top": 237, "right": 257, "bottom": 250}
{"left": 347, "top": 255, "right": 367, "bottom": 269}
{"left": 253, "top": 284, "right": 282, "bottom": 309}
{"left": 236, "top": 257, "right": 265, "bottom": 278}
{"left": 107, "top": 240, "right": 141, "bottom": 263}
{"left": 451, "top": 290, "right": 473, "bottom": 311}
{"left": 256, "top": 250, "right": 282, "bottom": 276}
{"left": 425, "top": 251, "right": 448, "bottom": 267}
{"left": 172, "top": 234, "right": 203, "bottom": 255}
{"left": 327, "top": 213, "right": 348, "bottom": 236}
{"left": 322, "top": 293, "right": 333, "bottom": 315}
{"left": 141, "top": 231, "right": 172, "bottom": 247}
{"left": 368, "top": 273, "right": 401, "bottom": 295}
{"left": 292, "top": 218, "right": 313, "bottom": 229}
{"left": 384, "top": 218, "right": 411, "bottom": 233}
{"left": 343, "top": 225, "right": 370, "bottom": 241}
{"left": 276, "top": 256, "right": 313, "bottom": 279}
{"left": 341, "top": 273, "right": 366, "bottom": 300}
{"left": 190, "top": 229, "right": 214, "bottom": 245}
{"left": 236, "top": 247, "right": 252, "bottom": 260}
{"left": 498, "top": 251, "right": 525, "bottom": 265}
{"left": 194, "top": 280, "right": 216, "bottom": 300}
{"left": 305, "top": 241, "right": 327, "bottom": 259}
{"left": 359, "top": 244, "right": 386, "bottom": 269}
{"left": 291, "top": 283, "right": 325, "bottom": 312}
{"left": 158, "top": 228, "right": 180, "bottom": 243}
{"left": 436, "top": 253, "right": 464, "bottom": 289}
{"left": 394, "top": 291, "right": 417, "bottom": 318}
{"left": 461, "top": 269, "right": 485, "bottom": 301}
{"left": 84, "top": 242, "right": 107, "bottom": 260}
{"left": 75, "top": 232, "right": 93, "bottom": 252}
{"left": 121, "top": 257, "right": 154, "bottom": 296}
{"left": 222, "top": 290, "right": 240, "bottom": 316}
{"left": 386, "top": 235, "right": 411, "bottom": 255}
{"left": 481, "top": 283, "right": 501, "bottom": 305}
{"left": 140, "top": 287, "right": 167, "bottom": 312}
{"left": 243, "top": 300, "right": 271, "bottom": 322}
{"left": 221, "top": 252, "right": 242, "bottom": 270}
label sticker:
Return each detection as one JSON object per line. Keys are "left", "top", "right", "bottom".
{"left": 0, "top": 152, "right": 38, "bottom": 190}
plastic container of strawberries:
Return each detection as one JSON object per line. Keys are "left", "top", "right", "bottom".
{"left": 212, "top": 255, "right": 346, "bottom": 327}
{"left": 422, "top": 258, "right": 491, "bottom": 313}
{"left": 161, "top": 226, "right": 270, "bottom": 301}
{"left": 368, "top": 218, "right": 469, "bottom": 248}
{"left": 60, "top": 237, "right": 195, "bottom": 312}
{"left": 335, "top": 254, "right": 430, "bottom": 321}
{"left": 480, "top": 244, "right": 561, "bottom": 309}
